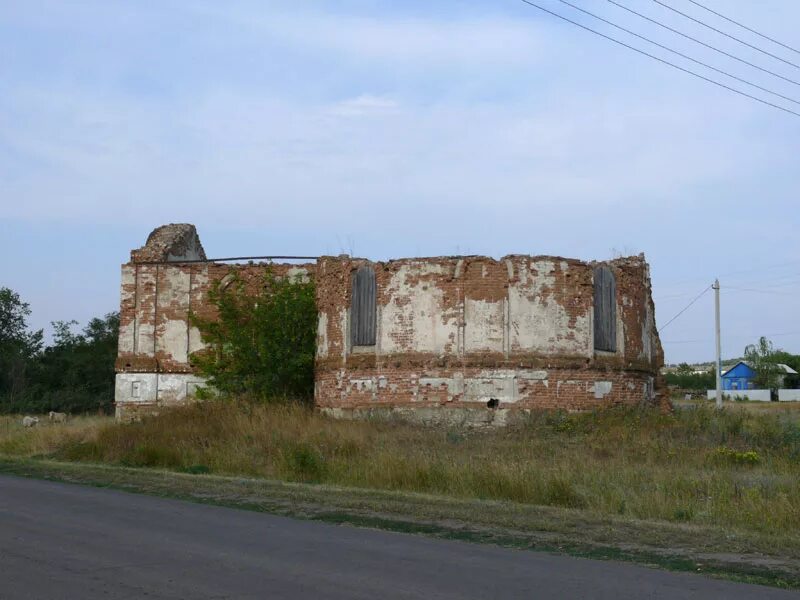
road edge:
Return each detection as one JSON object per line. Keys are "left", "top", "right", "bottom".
{"left": 0, "top": 457, "right": 797, "bottom": 590}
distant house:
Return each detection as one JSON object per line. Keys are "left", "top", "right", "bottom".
{"left": 721, "top": 361, "right": 798, "bottom": 390}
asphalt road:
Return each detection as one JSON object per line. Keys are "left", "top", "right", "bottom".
{"left": 0, "top": 475, "right": 795, "bottom": 599}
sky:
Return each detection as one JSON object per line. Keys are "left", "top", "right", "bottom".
{"left": 1, "top": 0, "right": 798, "bottom": 364}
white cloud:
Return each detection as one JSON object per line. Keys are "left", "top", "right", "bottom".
{"left": 1, "top": 77, "right": 790, "bottom": 233}
{"left": 328, "top": 95, "right": 399, "bottom": 117}
{"left": 191, "top": 6, "right": 550, "bottom": 68}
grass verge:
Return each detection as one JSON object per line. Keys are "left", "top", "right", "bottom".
{"left": 3, "top": 400, "right": 800, "bottom": 588}
{"left": 1, "top": 457, "right": 799, "bottom": 590}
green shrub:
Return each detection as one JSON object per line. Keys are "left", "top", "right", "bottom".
{"left": 189, "top": 269, "right": 316, "bottom": 402}
{"left": 281, "top": 442, "right": 327, "bottom": 482}
{"left": 673, "top": 507, "right": 694, "bottom": 522}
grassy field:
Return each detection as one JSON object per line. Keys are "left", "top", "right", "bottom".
{"left": 2, "top": 400, "right": 800, "bottom": 586}
{"left": 3, "top": 400, "right": 800, "bottom": 534}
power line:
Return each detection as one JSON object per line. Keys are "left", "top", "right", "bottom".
{"left": 657, "top": 285, "right": 712, "bottom": 332}
{"left": 657, "top": 277, "right": 800, "bottom": 302}
{"left": 606, "top": 0, "right": 800, "bottom": 88}
{"left": 749, "top": 280, "right": 800, "bottom": 290}
{"left": 719, "top": 259, "right": 800, "bottom": 277}
{"left": 723, "top": 275, "right": 800, "bottom": 289}
{"left": 724, "top": 285, "right": 798, "bottom": 297}
{"left": 656, "top": 291, "right": 702, "bottom": 301}
{"left": 664, "top": 331, "right": 800, "bottom": 344}
{"left": 655, "top": 259, "right": 800, "bottom": 291}
{"left": 554, "top": 0, "right": 800, "bottom": 106}
{"left": 517, "top": 0, "right": 800, "bottom": 118}
{"left": 648, "top": 0, "right": 800, "bottom": 71}
{"left": 686, "top": 0, "right": 800, "bottom": 57}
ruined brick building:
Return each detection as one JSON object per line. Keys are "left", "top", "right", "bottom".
{"left": 115, "top": 224, "right": 665, "bottom": 422}
{"left": 114, "top": 224, "right": 314, "bottom": 418}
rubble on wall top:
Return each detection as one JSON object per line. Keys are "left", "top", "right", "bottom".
{"left": 320, "top": 253, "right": 648, "bottom": 268}
{"left": 127, "top": 223, "right": 648, "bottom": 269}
{"left": 130, "top": 223, "right": 207, "bottom": 264}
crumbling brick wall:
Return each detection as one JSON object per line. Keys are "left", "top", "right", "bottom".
{"left": 114, "top": 224, "right": 314, "bottom": 419}
{"left": 315, "top": 254, "right": 664, "bottom": 423}
{"left": 115, "top": 224, "right": 665, "bottom": 423}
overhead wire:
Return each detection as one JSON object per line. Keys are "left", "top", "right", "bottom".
{"left": 517, "top": 0, "right": 800, "bottom": 118}
{"left": 717, "top": 259, "right": 800, "bottom": 279}
{"left": 656, "top": 278, "right": 800, "bottom": 302}
{"left": 722, "top": 275, "right": 800, "bottom": 289}
{"left": 654, "top": 259, "right": 800, "bottom": 291}
{"left": 657, "top": 285, "right": 712, "bottom": 332}
{"left": 748, "top": 280, "right": 800, "bottom": 289}
{"left": 554, "top": 0, "right": 800, "bottom": 106}
{"left": 685, "top": 0, "right": 800, "bottom": 56}
{"left": 647, "top": 0, "right": 800, "bottom": 71}
{"left": 605, "top": 0, "right": 800, "bottom": 88}
{"left": 514, "top": 0, "right": 798, "bottom": 351}
{"left": 663, "top": 330, "right": 800, "bottom": 344}
{"left": 724, "top": 286, "right": 798, "bottom": 297}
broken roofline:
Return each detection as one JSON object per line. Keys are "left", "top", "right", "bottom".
{"left": 348, "top": 253, "right": 647, "bottom": 263}
{"left": 131, "top": 253, "right": 648, "bottom": 266}
{"left": 133, "top": 255, "right": 321, "bottom": 265}
{"left": 130, "top": 223, "right": 647, "bottom": 267}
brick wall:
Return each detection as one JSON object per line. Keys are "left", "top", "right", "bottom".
{"left": 115, "top": 224, "right": 315, "bottom": 418}
{"left": 116, "top": 261, "right": 314, "bottom": 374}
{"left": 115, "top": 224, "right": 666, "bottom": 421}
{"left": 316, "top": 366, "right": 655, "bottom": 410}
{"left": 315, "top": 254, "right": 665, "bottom": 418}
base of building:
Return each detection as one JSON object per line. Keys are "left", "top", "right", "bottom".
{"left": 320, "top": 406, "right": 538, "bottom": 427}
{"left": 114, "top": 372, "right": 206, "bottom": 420}
{"left": 315, "top": 366, "right": 660, "bottom": 418}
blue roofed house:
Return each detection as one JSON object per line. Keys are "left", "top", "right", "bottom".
{"left": 721, "top": 362, "right": 756, "bottom": 391}
{"left": 721, "top": 361, "right": 798, "bottom": 391}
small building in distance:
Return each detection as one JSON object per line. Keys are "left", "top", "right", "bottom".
{"left": 721, "top": 361, "right": 798, "bottom": 391}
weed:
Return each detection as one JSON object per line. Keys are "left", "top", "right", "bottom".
{"left": 711, "top": 447, "right": 761, "bottom": 466}
{"left": 673, "top": 508, "right": 694, "bottom": 522}
{"left": 281, "top": 442, "right": 327, "bottom": 482}
{"left": 181, "top": 464, "right": 211, "bottom": 475}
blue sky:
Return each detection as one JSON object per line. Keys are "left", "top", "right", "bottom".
{"left": 1, "top": 0, "right": 798, "bottom": 363}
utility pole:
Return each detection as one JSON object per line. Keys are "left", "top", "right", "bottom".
{"left": 713, "top": 279, "right": 722, "bottom": 409}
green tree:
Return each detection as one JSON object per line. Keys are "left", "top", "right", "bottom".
{"left": 31, "top": 313, "right": 120, "bottom": 413}
{"left": 190, "top": 270, "right": 316, "bottom": 402}
{"left": 664, "top": 371, "right": 714, "bottom": 391}
{"left": 2, "top": 312, "right": 120, "bottom": 414}
{"left": 0, "top": 288, "right": 43, "bottom": 402}
{"left": 0, "top": 286, "right": 119, "bottom": 414}
{"left": 744, "top": 336, "right": 783, "bottom": 390}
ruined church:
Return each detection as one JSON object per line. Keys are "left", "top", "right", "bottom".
{"left": 114, "top": 224, "right": 665, "bottom": 422}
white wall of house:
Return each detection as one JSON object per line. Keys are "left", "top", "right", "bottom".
{"left": 778, "top": 389, "right": 800, "bottom": 402}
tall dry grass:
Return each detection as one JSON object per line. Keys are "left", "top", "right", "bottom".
{"left": 0, "top": 414, "right": 110, "bottom": 457}
{"left": 3, "top": 402, "right": 800, "bottom": 535}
